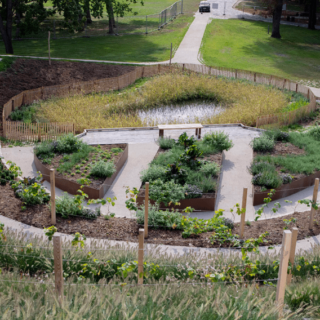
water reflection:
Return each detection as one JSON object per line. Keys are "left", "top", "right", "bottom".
{"left": 138, "top": 101, "right": 226, "bottom": 125}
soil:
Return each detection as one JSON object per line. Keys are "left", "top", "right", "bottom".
{"left": 0, "top": 58, "right": 135, "bottom": 110}
{"left": 40, "top": 144, "right": 126, "bottom": 189}
{"left": 137, "top": 148, "right": 223, "bottom": 202}
{"left": 253, "top": 141, "right": 310, "bottom": 193}
{"left": 0, "top": 183, "right": 319, "bottom": 247}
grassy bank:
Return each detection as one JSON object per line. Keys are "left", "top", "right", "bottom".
{"left": 0, "top": 15, "right": 193, "bottom": 62}
{"left": 200, "top": 20, "right": 320, "bottom": 83}
{"left": 24, "top": 72, "right": 306, "bottom": 131}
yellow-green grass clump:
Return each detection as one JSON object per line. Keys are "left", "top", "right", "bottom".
{"left": 35, "top": 72, "right": 289, "bottom": 132}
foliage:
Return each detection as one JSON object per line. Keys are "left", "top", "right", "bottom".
{"left": 125, "top": 186, "right": 139, "bottom": 212}
{"left": 164, "top": 162, "right": 188, "bottom": 185}
{"left": 251, "top": 135, "right": 275, "bottom": 153}
{"left": 6, "top": 161, "right": 22, "bottom": 178}
{"left": 140, "top": 165, "right": 167, "bottom": 184}
{"left": 281, "top": 174, "right": 293, "bottom": 184}
{"left": 156, "top": 136, "right": 176, "bottom": 150}
{"left": 44, "top": 226, "right": 57, "bottom": 241}
{"left": 200, "top": 161, "right": 220, "bottom": 177}
{"left": 149, "top": 179, "right": 186, "bottom": 206}
{"left": 76, "top": 178, "right": 92, "bottom": 185}
{"left": 179, "top": 145, "right": 203, "bottom": 169}
{"left": 72, "top": 232, "right": 87, "bottom": 250}
{"left": 203, "top": 131, "right": 234, "bottom": 151}
{"left": 252, "top": 171, "right": 282, "bottom": 189}
{"left": 178, "top": 132, "right": 197, "bottom": 149}
{"left": 55, "top": 134, "right": 84, "bottom": 154}
{"left": 185, "top": 184, "right": 202, "bottom": 199}
{"left": 90, "top": 160, "right": 116, "bottom": 178}
{"left": 283, "top": 218, "right": 297, "bottom": 230}
{"left": 13, "top": 181, "right": 50, "bottom": 206}
{"left": 308, "top": 125, "right": 320, "bottom": 141}
{"left": 10, "top": 105, "right": 38, "bottom": 123}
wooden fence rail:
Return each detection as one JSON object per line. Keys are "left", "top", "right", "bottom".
{"left": 2, "top": 63, "right": 317, "bottom": 141}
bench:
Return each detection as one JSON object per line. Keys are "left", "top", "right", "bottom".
{"left": 158, "top": 124, "right": 203, "bottom": 139}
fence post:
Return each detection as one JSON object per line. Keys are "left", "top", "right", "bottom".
{"left": 309, "top": 178, "right": 319, "bottom": 229}
{"left": 240, "top": 188, "right": 247, "bottom": 239}
{"left": 38, "top": 124, "right": 41, "bottom": 142}
{"left": 50, "top": 169, "right": 56, "bottom": 224}
{"left": 53, "top": 235, "right": 64, "bottom": 302}
{"left": 48, "top": 31, "right": 51, "bottom": 66}
{"left": 11, "top": 99, "right": 14, "bottom": 112}
{"left": 287, "top": 227, "right": 298, "bottom": 285}
{"left": 138, "top": 229, "right": 144, "bottom": 285}
{"left": 144, "top": 182, "right": 149, "bottom": 238}
{"left": 276, "top": 230, "right": 292, "bottom": 316}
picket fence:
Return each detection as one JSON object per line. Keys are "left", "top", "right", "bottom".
{"left": 2, "top": 63, "right": 317, "bottom": 141}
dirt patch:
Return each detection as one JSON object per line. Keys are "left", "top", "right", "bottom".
{"left": 0, "top": 59, "right": 135, "bottom": 108}
{"left": 40, "top": 144, "right": 126, "bottom": 189}
{"left": 0, "top": 183, "right": 319, "bottom": 247}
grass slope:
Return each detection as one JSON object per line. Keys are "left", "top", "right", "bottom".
{"left": 0, "top": 16, "right": 193, "bottom": 62}
{"left": 200, "top": 20, "right": 320, "bottom": 81}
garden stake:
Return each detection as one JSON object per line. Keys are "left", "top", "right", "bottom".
{"left": 309, "top": 178, "right": 319, "bottom": 229}
{"left": 138, "top": 229, "right": 144, "bottom": 285}
{"left": 276, "top": 230, "right": 292, "bottom": 317}
{"left": 287, "top": 227, "right": 298, "bottom": 285}
{"left": 53, "top": 235, "right": 64, "bottom": 303}
{"left": 50, "top": 169, "right": 56, "bottom": 224}
{"left": 240, "top": 188, "right": 247, "bottom": 239}
{"left": 144, "top": 182, "right": 149, "bottom": 238}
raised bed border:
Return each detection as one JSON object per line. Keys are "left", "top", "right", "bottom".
{"left": 136, "top": 149, "right": 225, "bottom": 211}
{"left": 253, "top": 170, "right": 320, "bottom": 206}
{"left": 34, "top": 144, "right": 128, "bottom": 199}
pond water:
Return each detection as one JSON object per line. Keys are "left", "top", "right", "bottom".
{"left": 138, "top": 101, "right": 226, "bottom": 126}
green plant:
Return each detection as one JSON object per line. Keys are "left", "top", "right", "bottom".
{"left": 75, "top": 165, "right": 81, "bottom": 169}
{"left": 6, "top": 161, "right": 22, "bottom": 178}
{"left": 149, "top": 179, "right": 186, "bottom": 206}
{"left": 246, "top": 220, "right": 251, "bottom": 226}
{"left": 125, "top": 186, "right": 139, "bottom": 211}
{"left": 200, "top": 161, "right": 220, "bottom": 176}
{"left": 71, "top": 232, "right": 87, "bottom": 249}
{"left": 164, "top": 162, "right": 188, "bottom": 184}
{"left": 54, "top": 134, "right": 83, "bottom": 154}
{"left": 76, "top": 178, "right": 91, "bottom": 185}
{"left": 251, "top": 135, "right": 275, "bottom": 153}
{"left": 178, "top": 132, "right": 196, "bottom": 148}
{"left": 203, "top": 131, "right": 234, "bottom": 151}
{"left": 110, "top": 148, "right": 123, "bottom": 154}
{"left": 308, "top": 125, "right": 320, "bottom": 141}
{"left": 194, "top": 175, "right": 217, "bottom": 193}
{"left": 140, "top": 165, "right": 167, "bottom": 184}
{"left": 71, "top": 173, "right": 75, "bottom": 176}
{"left": 44, "top": 226, "right": 57, "bottom": 241}
{"left": 75, "top": 170, "right": 81, "bottom": 174}
{"left": 185, "top": 184, "right": 202, "bottom": 199}
{"left": 249, "top": 161, "right": 277, "bottom": 176}
{"left": 156, "top": 136, "right": 176, "bottom": 150}
{"left": 283, "top": 218, "right": 297, "bottom": 230}
{"left": 90, "top": 161, "right": 116, "bottom": 178}
{"left": 179, "top": 145, "right": 202, "bottom": 169}
{"left": 14, "top": 182, "right": 50, "bottom": 205}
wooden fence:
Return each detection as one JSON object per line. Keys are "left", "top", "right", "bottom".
{"left": 2, "top": 63, "right": 318, "bottom": 140}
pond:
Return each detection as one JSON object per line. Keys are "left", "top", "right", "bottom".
{"left": 138, "top": 101, "right": 226, "bottom": 126}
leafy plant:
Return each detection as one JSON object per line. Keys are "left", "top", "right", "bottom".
{"left": 164, "top": 162, "right": 188, "bottom": 184}
{"left": 281, "top": 174, "right": 293, "bottom": 184}
{"left": 156, "top": 136, "right": 176, "bottom": 150}
{"left": 203, "top": 131, "right": 234, "bottom": 151}
{"left": 252, "top": 171, "right": 282, "bottom": 189}
{"left": 54, "top": 134, "right": 83, "bottom": 154}
{"left": 125, "top": 186, "right": 139, "bottom": 212}
{"left": 185, "top": 184, "right": 202, "bottom": 199}
{"left": 44, "top": 226, "right": 57, "bottom": 241}
{"left": 76, "top": 178, "right": 91, "bottom": 185}
{"left": 283, "top": 218, "right": 297, "bottom": 230}
{"left": 200, "top": 161, "right": 220, "bottom": 176}
{"left": 14, "top": 182, "right": 50, "bottom": 205}
{"left": 110, "top": 148, "right": 123, "bottom": 154}
{"left": 251, "top": 135, "right": 275, "bottom": 153}
{"left": 140, "top": 165, "right": 166, "bottom": 184}
{"left": 308, "top": 125, "right": 320, "bottom": 141}
{"left": 179, "top": 145, "right": 202, "bottom": 169}
{"left": 90, "top": 161, "right": 116, "bottom": 178}
{"left": 178, "top": 132, "right": 196, "bottom": 148}
{"left": 149, "top": 179, "right": 186, "bottom": 206}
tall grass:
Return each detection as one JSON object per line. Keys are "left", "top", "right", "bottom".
{"left": 32, "top": 72, "right": 291, "bottom": 132}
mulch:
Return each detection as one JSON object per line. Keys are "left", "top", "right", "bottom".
{"left": 1, "top": 183, "right": 319, "bottom": 248}
{"left": 0, "top": 59, "right": 135, "bottom": 108}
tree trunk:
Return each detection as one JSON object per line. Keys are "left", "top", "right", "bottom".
{"left": 15, "top": 12, "right": 21, "bottom": 39}
{"left": 86, "top": 9, "right": 92, "bottom": 24}
{"left": 308, "top": 0, "right": 317, "bottom": 29}
{"left": 0, "top": 0, "right": 14, "bottom": 53}
{"left": 106, "top": 0, "right": 115, "bottom": 34}
{"left": 271, "top": 0, "right": 283, "bottom": 39}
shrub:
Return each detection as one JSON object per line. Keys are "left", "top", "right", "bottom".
{"left": 34, "top": 141, "right": 54, "bottom": 158}
{"left": 149, "top": 179, "right": 186, "bottom": 205}
{"left": 152, "top": 147, "right": 183, "bottom": 166}
{"left": 308, "top": 125, "right": 320, "bottom": 141}
{"left": 140, "top": 165, "right": 167, "bottom": 183}
{"left": 203, "top": 131, "right": 234, "bottom": 151}
{"left": 164, "top": 163, "right": 188, "bottom": 185}
{"left": 14, "top": 182, "right": 50, "bottom": 205}
{"left": 264, "top": 130, "right": 290, "bottom": 142}
{"left": 194, "top": 176, "right": 217, "bottom": 193}
{"left": 281, "top": 174, "right": 293, "bottom": 184}
{"left": 54, "top": 134, "right": 83, "bottom": 154}
{"left": 90, "top": 161, "right": 116, "bottom": 178}
{"left": 178, "top": 132, "right": 196, "bottom": 148}
{"left": 185, "top": 184, "right": 202, "bottom": 199}
{"left": 200, "top": 162, "right": 220, "bottom": 177}
{"left": 222, "top": 218, "right": 234, "bottom": 230}
{"left": 156, "top": 137, "right": 175, "bottom": 150}
{"left": 252, "top": 171, "right": 282, "bottom": 189}
{"left": 111, "top": 148, "right": 123, "bottom": 153}
{"left": 251, "top": 135, "right": 275, "bottom": 153}
{"left": 179, "top": 145, "right": 203, "bottom": 169}
{"left": 249, "top": 161, "right": 277, "bottom": 176}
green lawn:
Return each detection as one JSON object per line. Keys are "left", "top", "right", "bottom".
{"left": 0, "top": 15, "right": 193, "bottom": 62}
{"left": 200, "top": 20, "right": 320, "bottom": 81}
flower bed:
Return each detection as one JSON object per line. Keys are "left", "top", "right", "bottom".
{"left": 34, "top": 134, "right": 128, "bottom": 199}
{"left": 250, "top": 129, "right": 320, "bottom": 205}
{"left": 136, "top": 131, "right": 232, "bottom": 211}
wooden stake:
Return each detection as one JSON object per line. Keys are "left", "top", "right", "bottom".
{"left": 169, "top": 43, "right": 172, "bottom": 66}
{"left": 53, "top": 235, "right": 64, "bottom": 302}
{"left": 309, "top": 178, "right": 319, "bottom": 229}
{"left": 138, "top": 229, "right": 144, "bottom": 285}
{"left": 287, "top": 227, "right": 298, "bottom": 285}
{"left": 240, "top": 188, "right": 247, "bottom": 239}
{"left": 144, "top": 182, "right": 149, "bottom": 238}
{"left": 276, "top": 230, "right": 292, "bottom": 316}
{"left": 50, "top": 169, "right": 56, "bottom": 225}
{"left": 48, "top": 31, "right": 51, "bottom": 65}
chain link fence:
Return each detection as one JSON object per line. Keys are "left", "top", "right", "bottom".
{"left": 12, "top": 0, "right": 183, "bottom": 40}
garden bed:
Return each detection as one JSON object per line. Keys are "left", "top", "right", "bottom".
{"left": 34, "top": 143, "right": 128, "bottom": 199}
{"left": 136, "top": 146, "right": 223, "bottom": 211}
{"left": 251, "top": 131, "right": 320, "bottom": 205}
{"left": 1, "top": 183, "right": 320, "bottom": 247}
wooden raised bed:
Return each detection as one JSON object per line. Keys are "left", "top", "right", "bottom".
{"left": 253, "top": 171, "right": 320, "bottom": 206}
{"left": 136, "top": 150, "right": 225, "bottom": 211}
{"left": 34, "top": 144, "right": 128, "bottom": 199}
